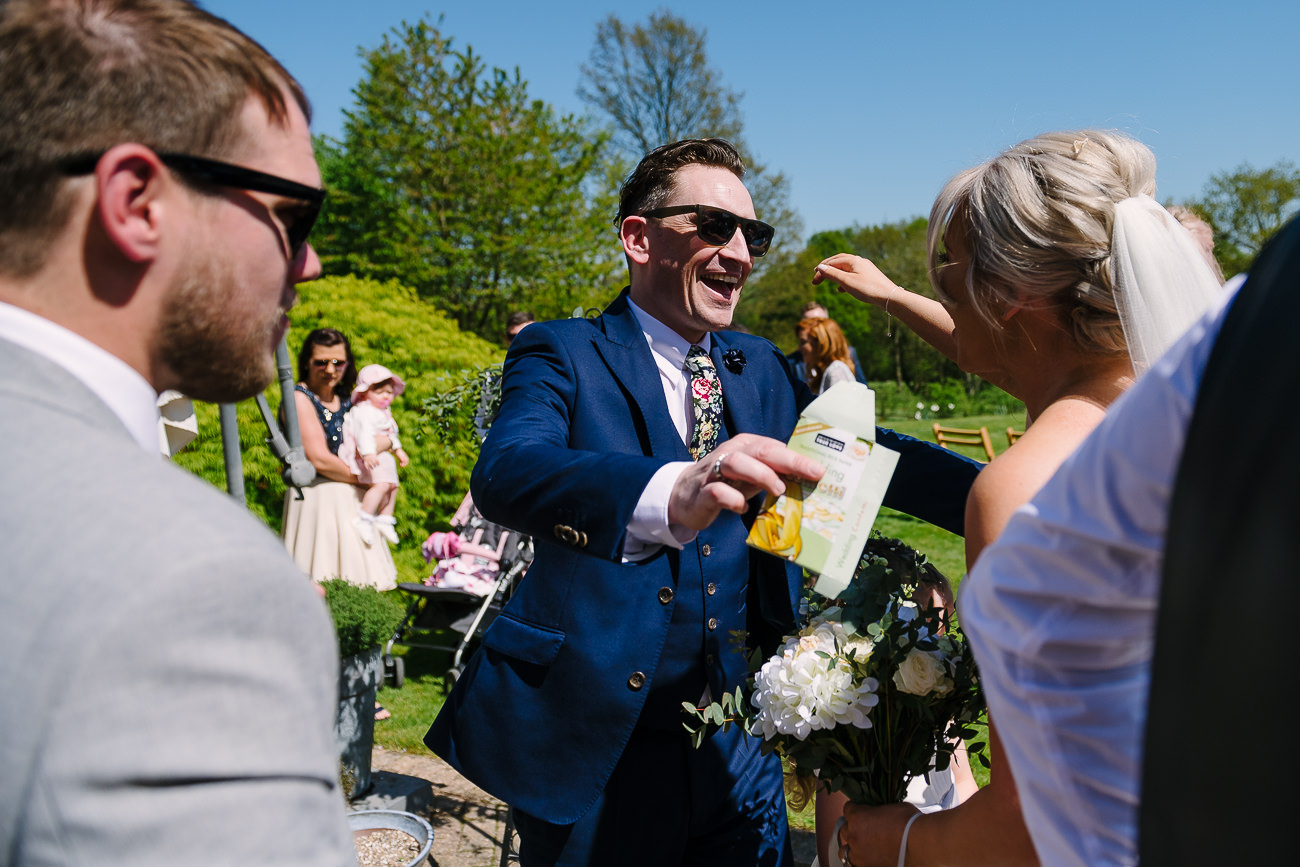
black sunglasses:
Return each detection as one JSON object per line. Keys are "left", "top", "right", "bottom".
{"left": 641, "top": 204, "right": 775, "bottom": 257}
{"left": 60, "top": 151, "right": 325, "bottom": 259}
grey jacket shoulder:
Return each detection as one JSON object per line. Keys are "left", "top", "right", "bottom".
{"left": 0, "top": 338, "right": 354, "bottom": 865}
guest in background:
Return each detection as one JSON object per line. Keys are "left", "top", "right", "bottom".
{"left": 797, "top": 316, "right": 858, "bottom": 394}
{"left": 1167, "top": 204, "right": 1226, "bottom": 283}
{"left": 282, "top": 328, "right": 397, "bottom": 590}
{"left": 505, "top": 309, "right": 535, "bottom": 345}
{"left": 787, "top": 301, "right": 869, "bottom": 385}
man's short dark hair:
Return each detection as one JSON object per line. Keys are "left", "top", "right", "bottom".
{"left": 0, "top": 0, "right": 309, "bottom": 277}
{"left": 616, "top": 138, "right": 746, "bottom": 227}
{"left": 505, "top": 310, "right": 535, "bottom": 330}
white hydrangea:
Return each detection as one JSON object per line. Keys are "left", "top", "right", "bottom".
{"left": 750, "top": 620, "right": 879, "bottom": 741}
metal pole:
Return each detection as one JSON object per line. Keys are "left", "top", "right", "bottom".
{"left": 218, "top": 403, "right": 245, "bottom": 504}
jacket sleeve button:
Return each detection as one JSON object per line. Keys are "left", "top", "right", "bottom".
{"left": 627, "top": 671, "right": 646, "bottom": 690}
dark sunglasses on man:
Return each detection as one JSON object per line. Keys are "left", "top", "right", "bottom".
{"left": 60, "top": 150, "right": 325, "bottom": 260}
{"left": 641, "top": 204, "right": 775, "bottom": 257}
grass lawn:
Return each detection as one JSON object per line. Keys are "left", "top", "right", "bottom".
{"left": 373, "top": 413, "right": 1015, "bottom": 823}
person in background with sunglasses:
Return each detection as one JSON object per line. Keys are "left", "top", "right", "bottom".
{"left": 282, "top": 328, "right": 398, "bottom": 590}
{"left": 427, "top": 138, "right": 982, "bottom": 866}
{"left": 0, "top": 1, "right": 357, "bottom": 864}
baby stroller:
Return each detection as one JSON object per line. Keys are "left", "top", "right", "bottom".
{"left": 383, "top": 491, "right": 532, "bottom": 686}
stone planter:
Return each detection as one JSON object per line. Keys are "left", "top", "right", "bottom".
{"left": 348, "top": 809, "right": 434, "bottom": 867}
{"left": 337, "top": 646, "right": 383, "bottom": 798}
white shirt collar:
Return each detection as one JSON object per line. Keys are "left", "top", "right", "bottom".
{"left": 626, "top": 297, "right": 713, "bottom": 370}
{"left": 0, "top": 301, "right": 160, "bottom": 452}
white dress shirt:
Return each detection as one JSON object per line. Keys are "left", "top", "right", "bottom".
{"left": 958, "top": 284, "right": 1238, "bottom": 866}
{"left": 620, "top": 298, "right": 709, "bottom": 560}
{"left": 0, "top": 301, "right": 159, "bottom": 453}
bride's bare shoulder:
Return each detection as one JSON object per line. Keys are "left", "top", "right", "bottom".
{"left": 964, "top": 401, "right": 1108, "bottom": 567}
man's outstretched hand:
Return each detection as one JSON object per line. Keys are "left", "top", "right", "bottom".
{"left": 668, "top": 433, "right": 824, "bottom": 531}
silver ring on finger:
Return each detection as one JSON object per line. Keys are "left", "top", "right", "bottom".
{"left": 710, "top": 453, "right": 729, "bottom": 483}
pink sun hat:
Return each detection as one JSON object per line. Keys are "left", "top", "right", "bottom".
{"left": 351, "top": 363, "right": 406, "bottom": 403}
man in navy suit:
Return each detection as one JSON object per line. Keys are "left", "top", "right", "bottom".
{"left": 427, "top": 139, "right": 979, "bottom": 866}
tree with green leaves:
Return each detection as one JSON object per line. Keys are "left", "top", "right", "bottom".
{"left": 1193, "top": 159, "right": 1300, "bottom": 277}
{"left": 315, "top": 18, "right": 622, "bottom": 341}
{"left": 577, "top": 10, "right": 802, "bottom": 257}
{"left": 742, "top": 219, "right": 962, "bottom": 385}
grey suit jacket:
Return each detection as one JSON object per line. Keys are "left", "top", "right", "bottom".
{"left": 0, "top": 337, "right": 354, "bottom": 865}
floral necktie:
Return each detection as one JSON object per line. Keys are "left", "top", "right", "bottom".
{"left": 685, "top": 345, "right": 724, "bottom": 460}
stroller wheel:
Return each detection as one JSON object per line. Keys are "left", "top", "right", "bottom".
{"left": 385, "top": 655, "right": 405, "bottom": 689}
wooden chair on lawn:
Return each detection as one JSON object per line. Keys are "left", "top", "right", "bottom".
{"left": 1007, "top": 427, "right": 1025, "bottom": 446}
{"left": 932, "top": 423, "right": 996, "bottom": 463}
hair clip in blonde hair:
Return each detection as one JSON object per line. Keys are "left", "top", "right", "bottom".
{"left": 1072, "top": 137, "right": 1090, "bottom": 157}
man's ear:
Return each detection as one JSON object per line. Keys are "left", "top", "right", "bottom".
{"left": 620, "top": 215, "right": 651, "bottom": 265}
{"left": 94, "top": 145, "right": 170, "bottom": 264}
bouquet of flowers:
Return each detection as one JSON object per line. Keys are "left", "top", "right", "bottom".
{"left": 684, "top": 535, "right": 985, "bottom": 805}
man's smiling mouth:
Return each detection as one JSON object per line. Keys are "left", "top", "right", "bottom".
{"left": 701, "top": 273, "right": 741, "bottom": 294}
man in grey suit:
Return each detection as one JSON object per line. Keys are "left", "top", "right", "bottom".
{"left": 0, "top": 1, "right": 354, "bottom": 863}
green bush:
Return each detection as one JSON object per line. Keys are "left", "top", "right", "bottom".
{"left": 320, "top": 578, "right": 407, "bottom": 658}
{"left": 172, "top": 274, "right": 503, "bottom": 581}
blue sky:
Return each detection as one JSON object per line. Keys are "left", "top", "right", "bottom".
{"left": 205, "top": 0, "right": 1297, "bottom": 240}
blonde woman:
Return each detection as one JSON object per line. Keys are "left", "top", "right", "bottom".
{"left": 814, "top": 130, "right": 1221, "bottom": 866}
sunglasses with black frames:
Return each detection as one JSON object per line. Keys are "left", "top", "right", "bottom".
{"left": 641, "top": 204, "right": 775, "bottom": 257}
{"left": 60, "top": 151, "right": 325, "bottom": 259}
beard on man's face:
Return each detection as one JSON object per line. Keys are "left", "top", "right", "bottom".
{"left": 154, "top": 252, "right": 281, "bottom": 404}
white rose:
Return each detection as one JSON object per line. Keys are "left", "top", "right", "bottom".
{"left": 843, "top": 634, "right": 874, "bottom": 661}
{"left": 892, "top": 649, "right": 954, "bottom": 696}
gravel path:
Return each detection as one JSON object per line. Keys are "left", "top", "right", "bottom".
{"left": 370, "top": 746, "right": 509, "bottom": 867}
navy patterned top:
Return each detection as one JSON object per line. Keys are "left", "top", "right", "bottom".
{"left": 296, "top": 385, "right": 351, "bottom": 455}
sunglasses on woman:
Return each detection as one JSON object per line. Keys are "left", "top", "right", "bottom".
{"left": 311, "top": 359, "right": 348, "bottom": 369}
{"left": 60, "top": 150, "right": 325, "bottom": 260}
{"left": 642, "top": 204, "right": 775, "bottom": 257}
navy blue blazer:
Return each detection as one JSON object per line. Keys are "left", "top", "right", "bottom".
{"left": 426, "top": 291, "right": 979, "bottom": 825}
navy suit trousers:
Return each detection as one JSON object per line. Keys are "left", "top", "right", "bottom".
{"left": 511, "top": 723, "right": 792, "bottom": 867}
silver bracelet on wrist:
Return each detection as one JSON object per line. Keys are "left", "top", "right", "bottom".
{"left": 897, "top": 811, "right": 922, "bottom": 867}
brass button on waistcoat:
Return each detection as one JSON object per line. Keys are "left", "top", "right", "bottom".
{"left": 706, "top": 653, "right": 715, "bottom": 665}
{"left": 657, "top": 587, "right": 674, "bottom": 604}
{"left": 701, "top": 544, "right": 712, "bottom": 557}
{"left": 707, "top": 617, "right": 719, "bottom": 631}
{"left": 552, "top": 524, "right": 588, "bottom": 547}
{"left": 627, "top": 671, "right": 646, "bottom": 690}
{"left": 706, "top": 582, "right": 717, "bottom": 596}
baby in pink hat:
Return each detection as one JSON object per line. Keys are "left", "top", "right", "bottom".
{"left": 340, "top": 364, "right": 410, "bottom": 545}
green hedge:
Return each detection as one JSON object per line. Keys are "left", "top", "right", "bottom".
{"left": 173, "top": 274, "right": 502, "bottom": 581}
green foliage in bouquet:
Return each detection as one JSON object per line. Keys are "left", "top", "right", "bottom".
{"left": 683, "top": 535, "right": 986, "bottom": 806}
{"left": 320, "top": 578, "right": 407, "bottom": 659}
